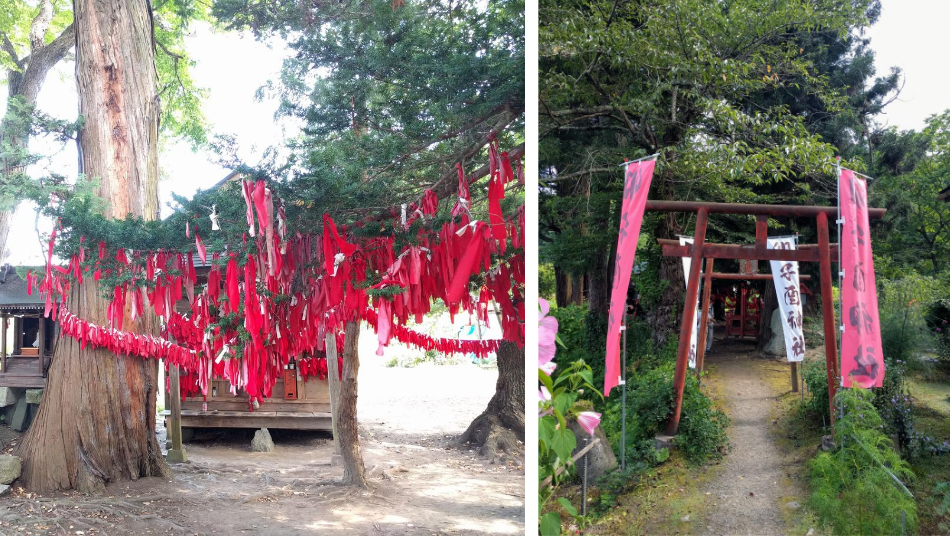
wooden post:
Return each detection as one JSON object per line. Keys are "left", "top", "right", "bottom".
{"left": 166, "top": 364, "right": 187, "bottom": 463}
{"left": 37, "top": 317, "right": 46, "bottom": 376}
{"left": 326, "top": 334, "right": 342, "bottom": 455}
{"left": 1, "top": 315, "right": 6, "bottom": 373}
{"left": 696, "top": 258, "right": 715, "bottom": 376}
{"left": 817, "top": 212, "right": 838, "bottom": 423}
{"left": 668, "top": 208, "right": 708, "bottom": 436}
{"left": 12, "top": 317, "right": 20, "bottom": 355}
{"left": 791, "top": 362, "right": 799, "bottom": 392}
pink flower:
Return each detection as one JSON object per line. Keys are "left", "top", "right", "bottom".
{"left": 539, "top": 299, "right": 559, "bottom": 374}
{"left": 539, "top": 385, "right": 551, "bottom": 402}
{"left": 577, "top": 411, "right": 601, "bottom": 436}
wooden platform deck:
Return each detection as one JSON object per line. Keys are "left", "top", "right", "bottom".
{"left": 162, "top": 409, "right": 332, "bottom": 430}
{"left": 0, "top": 356, "right": 47, "bottom": 388}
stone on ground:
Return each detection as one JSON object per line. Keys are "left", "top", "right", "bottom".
{"left": 25, "top": 389, "right": 43, "bottom": 405}
{"left": 251, "top": 428, "right": 275, "bottom": 452}
{"left": 567, "top": 420, "right": 616, "bottom": 482}
{"left": 0, "top": 455, "right": 22, "bottom": 484}
{"left": 10, "top": 396, "right": 29, "bottom": 432}
{"left": 654, "top": 433, "right": 675, "bottom": 451}
{"left": 0, "top": 387, "right": 18, "bottom": 408}
{"left": 764, "top": 309, "right": 785, "bottom": 356}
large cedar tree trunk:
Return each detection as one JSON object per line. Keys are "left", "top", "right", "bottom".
{"left": 457, "top": 341, "right": 525, "bottom": 461}
{"left": 650, "top": 212, "right": 686, "bottom": 348}
{"left": 554, "top": 267, "right": 570, "bottom": 308}
{"left": 16, "top": 0, "right": 167, "bottom": 492}
{"left": 339, "top": 320, "right": 367, "bottom": 487}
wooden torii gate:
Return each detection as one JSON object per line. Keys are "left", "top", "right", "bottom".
{"left": 644, "top": 201, "right": 886, "bottom": 435}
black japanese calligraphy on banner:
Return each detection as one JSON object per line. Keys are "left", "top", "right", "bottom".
{"left": 604, "top": 159, "right": 657, "bottom": 396}
{"left": 839, "top": 168, "right": 884, "bottom": 388}
{"left": 767, "top": 237, "right": 805, "bottom": 362}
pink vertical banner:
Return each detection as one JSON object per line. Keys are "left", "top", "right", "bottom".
{"left": 839, "top": 168, "right": 884, "bottom": 388}
{"left": 604, "top": 159, "right": 656, "bottom": 396}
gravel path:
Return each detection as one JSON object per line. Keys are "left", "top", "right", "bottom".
{"left": 700, "top": 342, "right": 792, "bottom": 536}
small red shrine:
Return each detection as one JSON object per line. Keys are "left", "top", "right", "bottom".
{"left": 724, "top": 286, "right": 761, "bottom": 339}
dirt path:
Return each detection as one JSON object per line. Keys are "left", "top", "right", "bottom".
{"left": 0, "top": 333, "right": 524, "bottom": 535}
{"left": 698, "top": 341, "right": 800, "bottom": 536}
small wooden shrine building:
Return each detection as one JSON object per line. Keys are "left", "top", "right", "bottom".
{"left": 0, "top": 266, "right": 54, "bottom": 388}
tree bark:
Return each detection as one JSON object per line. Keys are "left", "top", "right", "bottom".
{"left": 555, "top": 266, "right": 570, "bottom": 308}
{"left": 339, "top": 320, "right": 367, "bottom": 487}
{"left": 457, "top": 341, "right": 525, "bottom": 461}
{"left": 569, "top": 274, "right": 584, "bottom": 305}
{"left": 587, "top": 249, "right": 610, "bottom": 317}
{"left": 756, "top": 280, "right": 778, "bottom": 355}
{"left": 650, "top": 212, "right": 685, "bottom": 348}
{"left": 16, "top": 0, "right": 167, "bottom": 492}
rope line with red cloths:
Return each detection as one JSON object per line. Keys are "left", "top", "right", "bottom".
{"left": 32, "top": 141, "right": 524, "bottom": 408}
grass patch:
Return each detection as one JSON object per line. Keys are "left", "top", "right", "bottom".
{"left": 907, "top": 369, "right": 950, "bottom": 534}
{"left": 567, "top": 449, "right": 723, "bottom": 536}
{"left": 907, "top": 377, "right": 950, "bottom": 419}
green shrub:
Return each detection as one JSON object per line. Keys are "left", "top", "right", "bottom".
{"left": 879, "top": 276, "right": 938, "bottom": 372}
{"left": 539, "top": 263, "right": 557, "bottom": 302}
{"left": 594, "top": 461, "right": 650, "bottom": 512}
{"left": 602, "top": 361, "right": 729, "bottom": 466}
{"left": 549, "top": 305, "right": 587, "bottom": 367}
{"left": 679, "top": 375, "right": 730, "bottom": 463}
{"left": 802, "top": 359, "right": 831, "bottom": 421}
{"left": 809, "top": 389, "right": 917, "bottom": 536}
{"left": 926, "top": 299, "right": 950, "bottom": 362}
{"left": 583, "top": 311, "right": 609, "bottom": 390}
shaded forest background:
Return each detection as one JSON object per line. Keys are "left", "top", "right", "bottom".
{"left": 540, "top": 0, "right": 950, "bottom": 356}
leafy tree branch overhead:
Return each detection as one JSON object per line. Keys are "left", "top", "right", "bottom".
{"left": 212, "top": 0, "right": 525, "bottom": 217}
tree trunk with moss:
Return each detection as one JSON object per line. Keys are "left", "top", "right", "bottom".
{"left": 16, "top": 0, "right": 167, "bottom": 492}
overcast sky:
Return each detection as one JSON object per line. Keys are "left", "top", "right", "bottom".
{"left": 864, "top": 0, "right": 950, "bottom": 131}
{"left": 3, "top": 1, "right": 950, "bottom": 264}
{"left": 2, "top": 22, "right": 291, "bottom": 265}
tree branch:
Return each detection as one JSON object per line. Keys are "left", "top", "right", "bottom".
{"left": 364, "top": 101, "right": 517, "bottom": 182}
{"left": 0, "top": 33, "right": 22, "bottom": 68}
{"left": 541, "top": 167, "right": 615, "bottom": 183}
{"left": 15, "top": 23, "right": 75, "bottom": 104}
{"left": 29, "top": 0, "right": 55, "bottom": 52}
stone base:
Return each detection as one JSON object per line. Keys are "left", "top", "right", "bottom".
{"left": 0, "top": 387, "right": 18, "bottom": 408}
{"left": 24, "top": 389, "right": 43, "bottom": 405}
{"left": 251, "top": 428, "right": 275, "bottom": 452}
{"left": 655, "top": 433, "right": 675, "bottom": 451}
{"left": 821, "top": 435, "right": 836, "bottom": 452}
{"left": 166, "top": 449, "right": 188, "bottom": 463}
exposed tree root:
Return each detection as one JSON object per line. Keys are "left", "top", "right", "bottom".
{"left": 457, "top": 341, "right": 525, "bottom": 463}
{"left": 457, "top": 410, "right": 524, "bottom": 463}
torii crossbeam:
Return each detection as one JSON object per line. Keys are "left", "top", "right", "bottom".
{"left": 644, "top": 200, "right": 886, "bottom": 435}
